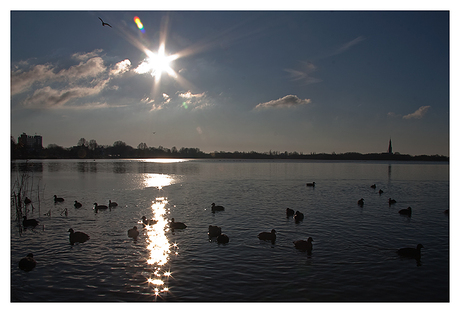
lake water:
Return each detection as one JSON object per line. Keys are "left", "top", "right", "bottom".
{"left": 10, "top": 159, "right": 449, "bottom": 302}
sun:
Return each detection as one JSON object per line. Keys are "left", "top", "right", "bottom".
{"left": 141, "top": 43, "right": 178, "bottom": 80}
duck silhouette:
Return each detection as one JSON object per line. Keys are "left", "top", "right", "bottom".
{"left": 357, "top": 198, "right": 364, "bottom": 206}
{"left": 68, "top": 228, "right": 90, "bottom": 245}
{"left": 54, "top": 195, "right": 64, "bottom": 203}
{"left": 294, "top": 237, "right": 313, "bottom": 254}
{"left": 94, "top": 203, "right": 108, "bottom": 212}
{"left": 286, "top": 208, "right": 295, "bottom": 216}
{"left": 98, "top": 17, "right": 112, "bottom": 28}
{"left": 109, "top": 200, "right": 118, "bottom": 208}
{"left": 169, "top": 218, "right": 187, "bottom": 229}
{"left": 127, "top": 226, "right": 139, "bottom": 239}
{"left": 211, "top": 203, "right": 225, "bottom": 212}
{"left": 306, "top": 182, "right": 315, "bottom": 187}
{"left": 294, "top": 211, "right": 304, "bottom": 223}
{"left": 141, "top": 216, "right": 157, "bottom": 226}
{"left": 22, "top": 216, "right": 39, "bottom": 228}
{"left": 217, "top": 234, "right": 229, "bottom": 244}
{"left": 18, "top": 253, "right": 36, "bottom": 272}
{"left": 258, "top": 229, "right": 276, "bottom": 242}
{"left": 389, "top": 198, "right": 397, "bottom": 205}
{"left": 208, "top": 225, "right": 222, "bottom": 237}
{"left": 397, "top": 244, "right": 424, "bottom": 259}
{"left": 399, "top": 207, "right": 412, "bottom": 216}
{"left": 24, "top": 197, "right": 32, "bottom": 205}
{"left": 370, "top": 184, "right": 376, "bottom": 189}
{"left": 379, "top": 189, "right": 384, "bottom": 195}
{"left": 74, "top": 200, "right": 82, "bottom": 208}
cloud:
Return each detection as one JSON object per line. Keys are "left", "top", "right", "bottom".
{"left": 284, "top": 61, "right": 323, "bottom": 85}
{"left": 254, "top": 95, "right": 311, "bottom": 110}
{"left": 334, "top": 36, "right": 366, "bottom": 55}
{"left": 109, "top": 59, "right": 131, "bottom": 76}
{"left": 403, "top": 106, "right": 430, "bottom": 119}
{"left": 11, "top": 50, "right": 134, "bottom": 109}
{"left": 178, "top": 90, "right": 211, "bottom": 110}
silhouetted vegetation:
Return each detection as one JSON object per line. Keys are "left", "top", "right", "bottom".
{"left": 10, "top": 136, "right": 448, "bottom": 162}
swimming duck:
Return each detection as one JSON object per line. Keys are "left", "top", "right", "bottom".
{"left": 54, "top": 195, "right": 64, "bottom": 203}
{"left": 109, "top": 200, "right": 118, "bottom": 208}
{"left": 94, "top": 203, "right": 108, "bottom": 212}
{"left": 142, "top": 216, "right": 157, "bottom": 226}
{"left": 306, "top": 182, "right": 315, "bottom": 187}
{"left": 258, "top": 229, "right": 276, "bottom": 242}
{"left": 170, "top": 218, "right": 187, "bottom": 229}
{"left": 211, "top": 203, "right": 225, "bottom": 212}
{"left": 18, "top": 253, "right": 36, "bottom": 272}
{"left": 208, "top": 225, "right": 222, "bottom": 237}
{"left": 397, "top": 244, "right": 424, "bottom": 259}
{"left": 286, "top": 208, "right": 295, "bottom": 216}
{"left": 399, "top": 207, "right": 412, "bottom": 216}
{"left": 294, "top": 211, "right": 304, "bottom": 223}
{"left": 379, "top": 189, "right": 384, "bottom": 195}
{"left": 294, "top": 237, "right": 314, "bottom": 253}
{"left": 68, "top": 228, "right": 90, "bottom": 245}
{"left": 127, "top": 226, "right": 139, "bottom": 239}
{"left": 74, "top": 200, "right": 82, "bottom": 208}
{"left": 217, "top": 234, "right": 229, "bottom": 244}
{"left": 389, "top": 198, "right": 397, "bottom": 205}
{"left": 24, "top": 197, "right": 32, "bottom": 205}
{"left": 357, "top": 198, "right": 364, "bottom": 206}
{"left": 370, "top": 184, "right": 376, "bottom": 189}
{"left": 22, "top": 216, "right": 39, "bottom": 228}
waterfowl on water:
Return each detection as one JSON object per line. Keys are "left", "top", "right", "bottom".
{"left": 399, "top": 207, "right": 412, "bottom": 216}
{"left": 94, "top": 203, "right": 108, "bottom": 211}
{"left": 294, "top": 211, "right": 304, "bottom": 223}
{"left": 357, "top": 198, "right": 364, "bottom": 206}
{"left": 22, "top": 216, "right": 39, "bottom": 228}
{"left": 74, "top": 201, "right": 82, "bottom": 208}
{"left": 54, "top": 195, "right": 64, "bottom": 203}
{"left": 370, "top": 184, "right": 376, "bottom": 189}
{"left": 211, "top": 203, "right": 225, "bottom": 212}
{"left": 170, "top": 218, "right": 187, "bottom": 229}
{"left": 217, "top": 234, "right": 229, "bottom": 244}
{"left": 24, "top": 197, "right": 32, "bottom": 205}
{"left": 258, "top": 229, "right": 276, "bottom": 242}
{"left": 68, "top": 228, "right": 90, "bottom": 245}
{"left": 18, "top": 253, "right": 36, "bottom": 272}
{"left": 286, "top": 208, "right": 295, "bottom": 217}
{"left": 379, "top": 189, "right": 384, "bottom": 195}
{"left": 389, "top": 198, "right": 397, "bottom": 205}
{"left": 127, "top": 226, "right": 139, "bottom": 239}
{"left": 109, "top": 200, "right": 118, "bottom": 208}
{"left": 397, "top": 244, "right": 424, "bottom": 259}
{"left": 208, "top": 225, "right": 222, "bottom": 237}
{"left": 294, "top": 237, "right": 314, "bottom": 253}
{"left": 306, "top": 182, "right": 316, "bottom": 187}
{"left": 142, "top": 216, "right": 157, "bottom": 226}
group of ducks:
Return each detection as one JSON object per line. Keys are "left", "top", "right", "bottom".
{"left": 358, "top": 184, "right": 424, "bottom": 261}
{"left": 358, "top": 185, "right": 414, "bottom": 217}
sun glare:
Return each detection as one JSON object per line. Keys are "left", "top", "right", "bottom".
{"left": 143, "top": 44, "right": 178, "bottom": 80}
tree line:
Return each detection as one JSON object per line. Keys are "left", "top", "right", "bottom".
{"left": 10, "top": 136, "right": 448, "bottom": 161}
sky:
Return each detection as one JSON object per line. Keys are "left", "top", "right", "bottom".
{"left": 9, "top": 6, "right": 451, "bottom": 156}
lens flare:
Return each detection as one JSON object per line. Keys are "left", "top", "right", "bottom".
{"left": 134, "top": 16, "right": 145, "bottom": 33}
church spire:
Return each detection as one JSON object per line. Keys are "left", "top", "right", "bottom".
{"left": 388, "top": 138, "right": 393, "bottom": 154}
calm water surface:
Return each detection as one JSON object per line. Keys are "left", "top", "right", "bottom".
{"left": 10, "top": 159, "right": 449, "bottom": 302}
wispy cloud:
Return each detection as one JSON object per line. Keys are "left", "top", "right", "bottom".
{"left": 403, "top": 106, "right": 430, "bottom": 119}
{"left": 284, "top": 61, "right": 322, "bottom": 85}
{"left": 254, "top": 95, "right": 311, "bottom": 110}
{"left": 333, "top": 36, "right": 366, "bottom": 56}
{"left": 178, "top": 90, "right": 211, "bottom": 110}
{"left": 11, "top": 50, "right": 132, "bottom": 109}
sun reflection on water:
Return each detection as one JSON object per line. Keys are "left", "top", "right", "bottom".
{"left": 144, "top": 197, "right": 178, "bottom": 297}
{"left": 144, "top": 173, "right": 174, "bottom": 190}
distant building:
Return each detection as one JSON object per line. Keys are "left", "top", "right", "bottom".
{"left": 18, "top": 132, "right": 43, "bottom": 150}
{"left": 387, "top": 138, "right": 393, "bottom": 154}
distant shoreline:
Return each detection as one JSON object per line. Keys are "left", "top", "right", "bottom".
{"left": 11, "top": 153, "right": 448, "bottom": 162}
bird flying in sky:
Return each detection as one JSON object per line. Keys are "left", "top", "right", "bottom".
{"left": 98, "top": 17, "right": 112, "bottom": 28}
